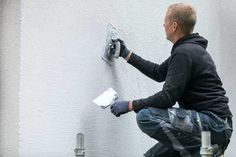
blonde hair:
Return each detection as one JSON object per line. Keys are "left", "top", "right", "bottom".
{"left": 167, "top": 3, "right": 197, "bottom": 35}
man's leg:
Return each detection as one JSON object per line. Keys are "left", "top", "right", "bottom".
{"left": 136, "top": 107, "right": 233, "bottom": 157}
{"left": 136, "top": 107, "right": 201, "bottom": 157}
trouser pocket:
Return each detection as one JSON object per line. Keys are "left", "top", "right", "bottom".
{"left": 168, "top": 108, "right": 193, "bottom": 133}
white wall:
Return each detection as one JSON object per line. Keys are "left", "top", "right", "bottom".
{"left": 0, "top": 0, "right": 20, "bottom": 157}
{"left": 20, "top": 1, "right": 160, "bottom": 156}
{"left": 218, "top": 1, "right": 236, "bottom": 155}
{"left": 0, "top": 0, "right": 236, "bottom": 157}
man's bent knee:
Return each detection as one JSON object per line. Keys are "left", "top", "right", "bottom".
{"left": 136, "top": 108, "right": 154, "bottom": 134}
{"left": 136, "top": 108, "right": 151, "bottom": 126}
{"left": 136, "top": 108, "right": 166, "bottom": 137}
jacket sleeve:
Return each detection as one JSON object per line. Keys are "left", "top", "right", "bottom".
{"left": 127, "top": 53, "right": 169, "bottom": 82}
{"left": 132, "top": 50, "right": 192, "bottom": 112}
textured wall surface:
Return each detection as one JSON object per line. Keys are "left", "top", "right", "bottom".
{"left": 218, "top": 1, "right": 236, "bottom": 155}
{"left": 0, "top": 0, "right": 20, "bottom": 157}
{"left": 0, "top": 0, "right": 235, "bottom": 157}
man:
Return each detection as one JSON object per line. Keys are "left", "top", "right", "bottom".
{"left": 110, "top": 3, "right": 233, "bottom": 157}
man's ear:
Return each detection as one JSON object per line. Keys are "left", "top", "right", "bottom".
{"left": 172, "top": 21, "right": 178, "bottom": 32}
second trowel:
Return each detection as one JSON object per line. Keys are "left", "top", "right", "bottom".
{"left": 101, "top": 23, "right": 120, "bottom": 65}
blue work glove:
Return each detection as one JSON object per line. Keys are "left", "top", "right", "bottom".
{"left": 110, "top": 101, "right": 129, "bottom": 117}
{"left": 112, "top": 39, "right": 130, "bottom": 59}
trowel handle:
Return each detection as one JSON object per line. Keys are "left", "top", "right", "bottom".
{"left": 112, "top": 41, "right": 120, "bottom": 58}
{"left": 108, "top": 94, "right": 119, "bottom": 107}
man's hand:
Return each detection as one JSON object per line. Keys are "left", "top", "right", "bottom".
{"left": 112, "top": 39, "right": 130, "bottom": 59}
{"left": 110, "top": 101, "right": 129, "bottom": 117}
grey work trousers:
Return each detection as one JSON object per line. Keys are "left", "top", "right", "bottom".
{"left": 136, "top": 107, "right": 233, "bottom": 157}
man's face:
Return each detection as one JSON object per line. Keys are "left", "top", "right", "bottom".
{"left": 163, "top": 11, "right": 174, "bottom": 41}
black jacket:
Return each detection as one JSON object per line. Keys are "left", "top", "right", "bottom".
{"left": 129, "top": 33, "right": 232, "bottom": 118}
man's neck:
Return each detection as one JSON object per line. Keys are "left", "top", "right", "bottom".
{"left": 171, "top": 32, "right": 186, "bottom": 44}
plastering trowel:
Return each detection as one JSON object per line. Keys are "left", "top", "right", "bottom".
{"left": 101, "top": 23, "right": 121, "bottom": 65}
{"left": 93, "top": 87, "right": 118, "bottom": 109}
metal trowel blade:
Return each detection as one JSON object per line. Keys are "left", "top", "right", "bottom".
{"left": 102, "top": 23, "right": 118, "bottom": 65}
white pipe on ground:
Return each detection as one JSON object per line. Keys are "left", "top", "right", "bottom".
{"left": 74, "top": 133, "right": 85, "bottom": 157}
{"left": 200, "top": 131, "right": 213, "bottom": 157}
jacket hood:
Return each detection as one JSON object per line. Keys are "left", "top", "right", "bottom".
{"left": 172, "top": 33, "right": 208, "bottom": 52}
